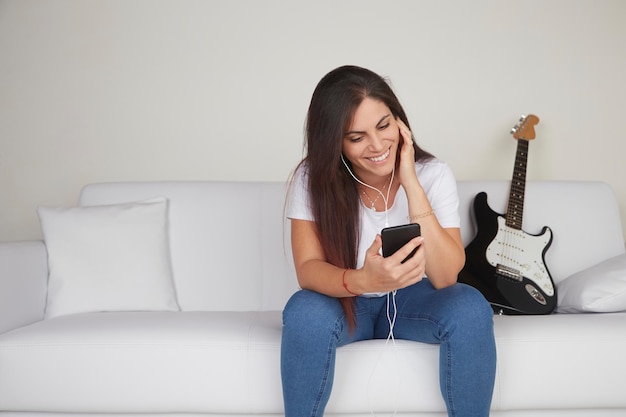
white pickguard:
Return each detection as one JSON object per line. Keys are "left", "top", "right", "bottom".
{"left": 486, "top": 216, "right": 554, "bottom": 296}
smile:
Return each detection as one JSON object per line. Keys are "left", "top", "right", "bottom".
{"left": 367, "top": 148, "right": 390, "bottom": 163}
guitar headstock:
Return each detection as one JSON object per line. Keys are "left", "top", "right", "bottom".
{"left": 510, "top": 114, "right": 540, "bottom": 140}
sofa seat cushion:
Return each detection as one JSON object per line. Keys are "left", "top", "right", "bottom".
{"left": 2, "top": 311, "right": 626, "bottom": 414}
{"left": 0, "top": 311, "right": 284, "bottom": 413}
{"left": 0, "top": 311, "right": 445, "bottom": 414}
{"left": 490, "top": 313, "right": 626, "bottom": 411}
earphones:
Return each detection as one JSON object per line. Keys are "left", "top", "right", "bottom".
{"left": 341, "top": 152, "right": 399, "bottom": 340}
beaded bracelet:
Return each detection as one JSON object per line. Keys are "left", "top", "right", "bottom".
{"left": 342, "top": 269, "right": 361, "bottom": 296}
{"left": 407, "top": 210, "right": 434, "bottom": 223}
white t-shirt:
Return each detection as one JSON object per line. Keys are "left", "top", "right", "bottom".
{"left": 286, "top": 158, "right": 461, "bottom": 296}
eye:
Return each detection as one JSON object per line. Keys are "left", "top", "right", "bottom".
{"left": 378, "top": 123, "right": 390, "bottom": 130}
{"left": 348, "top": 136, "right": 363, "bottom": 143}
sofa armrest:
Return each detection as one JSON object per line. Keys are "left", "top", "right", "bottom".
{"left": 0, "top": 241, "right": 48, "bottom": 334}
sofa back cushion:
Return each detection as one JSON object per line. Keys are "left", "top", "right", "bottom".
{"left": 79, "top": 182, "right": 299, "bottom": 312}
{"left": 79, "top": 180, "right": 625, "bottom": 312}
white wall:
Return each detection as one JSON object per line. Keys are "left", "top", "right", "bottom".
{"left": 1, "top": 0, "right": 625, "bottom": 241}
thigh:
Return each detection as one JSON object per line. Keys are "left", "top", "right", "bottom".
{"left": 283, "top": 290, "right": 377, "bottom": 346}
{"left": 374, "top": 280, "right": 492, "bottom": 343}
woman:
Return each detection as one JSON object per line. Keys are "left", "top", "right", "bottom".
{"left": 282, "top": 65, "right": 496, "bottom": 417}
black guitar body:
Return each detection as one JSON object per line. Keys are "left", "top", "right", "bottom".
{"left": 459, "top": 192, "right": 557, "bottom": 315}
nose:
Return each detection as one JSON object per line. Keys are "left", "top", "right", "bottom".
{"left": 368, "top": 132, "right": 385, "bottom": 151}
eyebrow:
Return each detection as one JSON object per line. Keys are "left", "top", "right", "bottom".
{"left": 345, "top": 114, "right": 392, "bottom": 136}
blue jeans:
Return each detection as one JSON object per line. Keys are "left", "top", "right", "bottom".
{"left": 281, "top": 280, "right": 496, "bottom": 417}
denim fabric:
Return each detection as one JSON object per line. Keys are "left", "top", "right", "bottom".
{"left": 281, "top": 280, "right": 496, "bottom": 417}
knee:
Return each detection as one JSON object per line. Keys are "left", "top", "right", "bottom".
{"left": 446, "top": 283, "right": 494, "bottom": 329}
{"left": 282, "top": 290, "right": 345, "bottom": 333}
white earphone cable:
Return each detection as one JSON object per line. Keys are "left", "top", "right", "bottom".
{"left": 341, "top": 154, "right": 400, "bottom": 416}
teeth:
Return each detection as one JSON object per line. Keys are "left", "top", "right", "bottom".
{"left": 369, "top": 149, "right": 390, "bottom": 162}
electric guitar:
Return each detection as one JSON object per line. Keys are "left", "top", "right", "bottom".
{"left": 459, "top": 114, "right": 556, "bottom": 314}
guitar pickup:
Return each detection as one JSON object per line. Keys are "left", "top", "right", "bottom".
{"left": 496, "top": 264, "right": 522, "bottom": 282}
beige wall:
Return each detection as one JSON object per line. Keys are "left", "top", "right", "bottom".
{"left": 1, "top": 0, "right": 625, "bottom": 241}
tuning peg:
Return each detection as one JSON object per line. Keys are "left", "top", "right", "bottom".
{"left": 519, "top": 115, "right": 526, "bottom": 122}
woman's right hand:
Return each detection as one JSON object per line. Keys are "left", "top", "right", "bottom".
{"left": 356, "top": 234, "right": 426, "bottom": 293}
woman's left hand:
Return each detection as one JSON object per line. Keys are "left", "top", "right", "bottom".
{"left": 396, "top": 118, "right": 419, "bottom": 188}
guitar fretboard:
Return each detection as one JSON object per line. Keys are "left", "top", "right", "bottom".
{"left": 506, "top": 139, "right": 528, "bottom": 230}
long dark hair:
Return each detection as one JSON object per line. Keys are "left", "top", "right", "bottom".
{"left": 294, "top": 65, "right": 433, "bottom": 327}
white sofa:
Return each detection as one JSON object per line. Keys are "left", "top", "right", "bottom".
{"left": 1, "top": 180, "right": 625, "bottom": 417}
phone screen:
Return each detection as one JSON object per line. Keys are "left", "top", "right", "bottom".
{"left": 381, "top": 223, "right": 421, "bottom": 263}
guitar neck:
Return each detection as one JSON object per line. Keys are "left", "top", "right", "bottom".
{"left": 506, "top": 139, "right": 529, "bottom": 230}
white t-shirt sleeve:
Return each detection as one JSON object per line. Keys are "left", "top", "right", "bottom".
{"left": 286, "top": 166, "right": 315, "bottom": 221}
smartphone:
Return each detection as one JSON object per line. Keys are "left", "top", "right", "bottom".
{"left": 381, "top": 223, "right": 421, "bottom": 263}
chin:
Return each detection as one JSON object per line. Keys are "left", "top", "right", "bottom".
{"left": 371, "top": 164, "right": 395, "bottom": 178}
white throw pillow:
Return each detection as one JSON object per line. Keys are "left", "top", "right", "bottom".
{"left": 556, "top": 253, "right": 626, "bottom": 313}
{"left": 38, "top": 197, "right": 180, "bottom": 318}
